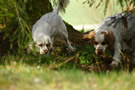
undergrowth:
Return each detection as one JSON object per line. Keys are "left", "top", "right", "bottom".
{"left": 0, "top": 44, "right": 99, "bottom": 69}
{"left": 79, "top": 45, "right": 100, "bottom": 65}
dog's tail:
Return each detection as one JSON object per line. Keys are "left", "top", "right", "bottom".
{"left": 53, "top": 0, "right": 69, "bottom": 13}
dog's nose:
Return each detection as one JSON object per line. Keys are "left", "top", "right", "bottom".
{"left": 96, "top": 49, "right": 103, "bottom": 55}
{"left": 44, "top": 50, "right": 48, "bottom": 53}
{"left": 40, "top": 50, "right": 48, "bottom": 55}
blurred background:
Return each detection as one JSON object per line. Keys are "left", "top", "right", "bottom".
{"left": 60, "top": 0, "right": 122, "bottom": 30}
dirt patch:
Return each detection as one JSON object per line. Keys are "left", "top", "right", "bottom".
{"left": 67, "top": 24, "right": 86, "bottom": 45}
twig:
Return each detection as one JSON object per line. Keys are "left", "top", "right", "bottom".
{"left": 74, "top": 52, "right": 80, "bottom": 64}
{"left": 48, "top": 56, "right": 75, "bottom": 69}
{"left": 47, "top": 52, "right": 80, "bottom": 69}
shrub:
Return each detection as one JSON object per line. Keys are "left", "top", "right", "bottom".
{"left": 0, "top": 0, "right": 52, "bottom": 54}
{"left": 79, "top": 45, "right": 100, "bottom": 65}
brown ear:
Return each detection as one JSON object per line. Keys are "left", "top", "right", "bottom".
{"left": 82, "top": 34, "right": 89, "bottom": 40}
{"left": 104, "top": 31, "right": 115, "bottom": 50}
{"left": 88, "top": 31, "right": 95, "bottom": 39}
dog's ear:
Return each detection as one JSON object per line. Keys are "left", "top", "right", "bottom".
{"left": 82, "top": 34, "right": 89, "bottom": 40}
{"left": 47, "top": 38, "right": 53, "bottom": 50}
{"left": 82, "top": 31, "right": 95, "bottom": 40}
{"left": 103, "top": 31, "right": 115, "bottom": 50}
{"left": 88, "top": 31, "right": 95, "bottom": 39}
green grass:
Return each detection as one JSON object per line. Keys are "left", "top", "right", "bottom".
{"left": 0, "top": 63, "right": 135, "bottom": 90}
{"left": 0, "top": 51, "right": 135, "bottom": 90}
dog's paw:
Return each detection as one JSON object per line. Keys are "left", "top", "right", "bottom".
{"left": 110, "top": 60, "right": 119, "bottom": 67}
{"left": 68, "top": 46, "right": 76, "bottom": 52}
{"left": 71, "top": 47, "right": 76, "bottom": 51}
{"left": 66, "top": 47, "right": 76, "bottom": 53}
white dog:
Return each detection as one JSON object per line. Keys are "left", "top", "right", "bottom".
{"left": 31, "top": 0, "right": 75, "bottom": 54}
{"left": 87, "top": 12, "right": 135, "bottom": 67}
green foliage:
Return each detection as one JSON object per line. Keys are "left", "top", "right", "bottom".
{"left": 37, "top": 55, "right": 53, "bottom": 65}
{"left": 0, "top": 0, "right": 31, "bottom": 51}
{"left": 0, "top": 52, "right": 54, "bottom": 66}
{"left": 79, "top": 45, "right": 100, "bottom": 65}
{"left": 0, "top": 0, "right": 53, "bottom": 53}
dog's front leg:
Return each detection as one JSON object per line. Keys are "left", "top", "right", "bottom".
{"left": 50, "top": 38, "right": 55, "bottom": 51}
{"left": 111, "top": 42, "right": 121, "bottom": 67}
{"left": 66, "top": 40, "right": 75, "bottom": 51}
{"left": 62, "top": 34, "right": 75, "bottom": 51}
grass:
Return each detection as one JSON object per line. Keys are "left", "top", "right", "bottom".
{"left": 0, "top": 61, "right": 135, "bottom": 90}
{"left": 0, "top": 46, "right": 135, "bottom": 90}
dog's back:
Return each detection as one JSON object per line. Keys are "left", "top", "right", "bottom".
{"left": 100, "top": 12, "right": 135, "bottom": 50}
{"left": 97, "top": 12, "right": 135, "bottom": 38}
{"left": 32, "top": 0, "right": 69, "bottom": 39}
{"left": 32, "top": 11, "right": 67, "bottom": 39}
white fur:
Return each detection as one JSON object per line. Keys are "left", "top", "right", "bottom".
{"left": 94, "top": 32, "right": 108, "bottom": 54}
{"left": 93, "top": 12, "right": 135, "bottom": 66}
{"left": 31, "top": 0, "right": 74, "bottom": 54}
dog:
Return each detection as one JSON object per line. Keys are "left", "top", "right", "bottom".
{"left": 87, "top": 12, "right": 135, "bottom": 67}
{"left": 30, "top": 0, "right": 75, "bottom": 55}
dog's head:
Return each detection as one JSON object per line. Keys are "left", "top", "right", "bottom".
{"left": 33, "top": 35, "right": 52, "bottom": 55}
{"left": 88, "top": 30, "right": 115, "bottom": 55}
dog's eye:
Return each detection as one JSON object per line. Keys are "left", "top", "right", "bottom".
{"left": 101, "top": 41, "right": 106, "bottom": 45}
{"left": 94, "top": 42, "right": 98, "bottom": 45}
{"left": 39, "top": 44, "right": 43, "bottom": 47}
{"left": 46, "top": 44, "right": 49, "bottom": 47}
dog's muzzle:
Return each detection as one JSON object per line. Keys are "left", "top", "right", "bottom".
{"left": 40, "top": 50, "right": 48, "bottom": 55}
{"left": 96, "top": 49, "right": 103, "bottom": 55}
